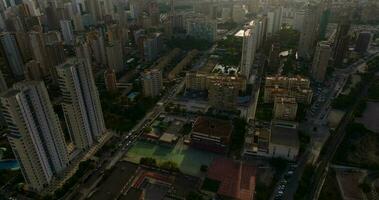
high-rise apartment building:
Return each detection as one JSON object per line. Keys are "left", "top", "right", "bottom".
{"left": 0, "top": 32, "right": 25, "bottom": 78}
{"left": 60, "top": 20, "right": 75, "bottom": 45}
{"left": 143, "top": 33, "right": 163, "bottom": 62}
{"left": 142, "top": 69, "right": 163, "bottom": 97}
{"left": 311, "top": 41, "right": 331, "bottom": 82}
{"left": 333, "top": 20, "right": 350, "bottom": 67}
{"left": 56, "top": 58, "right": 106, "bottom": 150}
{"left": 0, "top": 81, "right": 68, "bottom": 191}
{"left": 106, "top": 41, "right": 124, "bottom": 73}
{"left": 240, "top": 20, "right": 258, "bottom": 79}
{"left": 355, "top": 31, "right": 372, "bottom": 54}
{"left": 298, "top": 4, "right": 320, "bottom": 59}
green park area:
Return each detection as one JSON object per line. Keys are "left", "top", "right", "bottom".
{"left": 125, "top": 141, "right": 218, "bottom": 176}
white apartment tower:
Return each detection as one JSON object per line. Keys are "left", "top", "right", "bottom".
{"left": 240, "top": 20, "right": 258, "bottom": 79}
{"left": 56, "top": 58, "right": 106, "bottom": 150}
{"left": 0, "top": 81, "right": 68, "bottom": 191}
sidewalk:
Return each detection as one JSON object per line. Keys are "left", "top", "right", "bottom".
{"left": 42, "top": 132, "right": 113, "bottom": 195}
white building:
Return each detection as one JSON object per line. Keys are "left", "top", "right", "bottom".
{"left": 240, "top": 20, "right": 258, "bottom": 79}
{"left": 60, "top": 20, "right": 75, "bottom": 45}
{"left": 56, "top": 58, "right": 106, "bottom": 150}
{"left": 0, "top": 81, "right": 69, "bottom": 191}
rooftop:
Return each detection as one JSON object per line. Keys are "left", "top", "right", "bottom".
{"left": 192, "top": 117, "right": 233, "bottom": 138}
{"left": 270, "top": 123, "right": 299, "bottom": 148}
{"left": 206, "top": 158, "right": 256, "bottom": 200}
{"left": 89, "top": 161, "right": 138, "bottom": 200}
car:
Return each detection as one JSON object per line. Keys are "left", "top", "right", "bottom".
{"left": 287, "top": 170, "right": 294, "bottom": 175}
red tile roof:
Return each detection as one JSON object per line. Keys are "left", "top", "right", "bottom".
{"left": 207, "top": 158, "right": 256, "bottom": 200}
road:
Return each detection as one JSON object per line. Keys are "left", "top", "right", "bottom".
{"left": 276, "top": 52, "right": 379, "bottom": 200}
{"left": 307, "top": 55, "right": 379, "bottom": 200}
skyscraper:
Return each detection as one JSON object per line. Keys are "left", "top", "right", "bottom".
{"left": 333, "top": 20, "right": 350, "bottom": 67}
{"left": 0, "top": 32, "right": 25, "bottom": 78}
{"left": 355, "top": 31, "right": 372, "bottom": 54}
{"left": 240, "top": 20, "right": 258, "bottom": 79}
{"left": 0, "top": 81, "right": 68, "bottom": 191}
{"left": 56, "top": 58, "right": 106, "bottom": 150}
{"left": 106, "top": 41, "right": 124, "bottom": 73}
{"left": 60, "top": 20, "right": 75, "bottom": 45}
{"left": 298, "top": 4, "right": 321, "bottom": 59}
{"left": 312, "top": 41, "right": 332, "bottom": 82}
{"left": 142, "top": 68, "right": 162, "bottom": 97}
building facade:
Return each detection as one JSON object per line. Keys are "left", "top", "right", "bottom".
{"left": 0, "top": 81, "right": 68, "bottom": 191}
{"left": 56, "top": 58, "right": 106, "bottom": 150}
{"left": 311, "top": 41, "right": 331, "bottom": 82}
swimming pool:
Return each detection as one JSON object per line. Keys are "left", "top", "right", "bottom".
{"left": 0, "top": 160, "right": 20, "bottom": 170}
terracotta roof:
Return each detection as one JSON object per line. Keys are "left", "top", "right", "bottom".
{"left": 207, "top": 158, "right": 256, "bottom": 200}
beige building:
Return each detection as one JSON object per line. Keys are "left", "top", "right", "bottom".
{"left": 168, "top": 49, "right": 199, "bottom": 80}
{"left": 142, "top": 69, "right": 163, "bottom": 97}
{"left": 0, "top": 81, "right": 69, "bottom": 191}
{"left": 208, "top": 82, "right": 239, "bottom": 111}
{"left": 311, "top": 41, "right": 331, "bottom": 82}
{"left": 56, "top": 58, "right": 106, "bottom": 150}
{"left": 185, "top": 71, "right": 247, "bottom": 93}
{"left": 273, "top": 97, "right": 298, "bottom": 120}
{"left": 264, "top": 76, "right": 313, "bottom": 104}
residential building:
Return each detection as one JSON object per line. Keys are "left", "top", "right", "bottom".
{"left": 264, "top": 76, "right": 313, "bottom": 104}
{"left": 269, "top": 120, "right": 299, "bottom": 160}
{"left": 143, "top": 33, "right": 163, "bottom": 62}
{"left": 0, "top": 81, "right": 68, "bottom": 191}
{"left": 355, "top": 31, "right": 372, "bottom": 54}
{"left": 333, "top": 20, "right": 350, "bottom": 67}
{"left": 208, "top": 82, "right": 238, "bottom": 111}
{"left": 60, "top": 20, "right": 75, "bottom": 45}
{"left": 24, "top": 60, "right": 43, "bottom": 81}
{"left": 190, "top": 116, "right": 233, "bottom": 153}
{"left": 0, "top": 70, "right": 7, "bottom": 92}
{"left": 142, "top": 69, "right": 163, "bottom": 97}
{"left": 266, "top": 7, "right": 283, "bottom": 36}
{"left": 298, "top": 4, "right": 320, "bottom": 59}
{"left": 56, "top": 58, "right": 106, "bottom": 150}
{"left": 104, "top": 68, "right": 117, "bottom": 92}
{"left": 186, "top": 15, "right": 216, "bottom": 42}
{"left": 273, "top": 97, "right": 298, "bottom": 121}
{"left": 311, "top": 41, "right": 331, "bottom": 82}
{"left": 106, "top": 41, "right": 124, "bottom": 73}
{"left": 0, "top": 32, "right": 25, "bottom": 78}
{"left": 240, "top": 20, "right": 258, "bottom": 79}
{"left": 232, "top": 4, "right": 245, "bottom": 23}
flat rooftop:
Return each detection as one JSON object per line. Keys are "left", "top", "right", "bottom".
{"left": 88, "top": 161, "right": 138, "bottom": 200}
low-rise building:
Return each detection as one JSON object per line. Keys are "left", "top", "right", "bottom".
{"left": 264, "top": 76, "right": 313, "bottom": 104}
{"left": 269, "top": 120, "right": 299, "bottom": 160}
{"left": 244, "top": 120, "right": 300, "bottom": 160}
{"left": 273, "top": 97, "right": 298, "bottom": 120}
{"left": 190, "top": 116, "right": 233, "bottom": 153}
